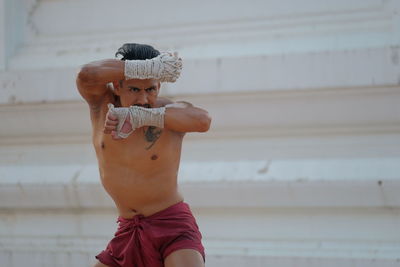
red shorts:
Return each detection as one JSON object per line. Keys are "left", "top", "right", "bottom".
{"left": 96, "top": 202, "right": 205, "bottom": 267}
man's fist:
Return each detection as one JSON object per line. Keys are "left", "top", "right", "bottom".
{"left": 103, "top": 110, "right": 134, "bottom": 140}
{"left": 104, "top": 103, "right": 165, "bottom": 139}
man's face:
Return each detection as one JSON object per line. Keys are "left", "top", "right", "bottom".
{"left": 115, "top": 79, "right": 160, "bottom": 108}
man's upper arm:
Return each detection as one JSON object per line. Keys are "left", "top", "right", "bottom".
{"left": 76, "top": 69, "right": 111, "bottom": 108}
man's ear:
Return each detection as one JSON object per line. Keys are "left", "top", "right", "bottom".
{"left": 113, "top": 81, "right": 121, "bottom": 95}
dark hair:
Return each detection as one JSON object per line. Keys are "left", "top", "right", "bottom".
{"left": 115, "top": 43, "right": 160, "bottom": 61}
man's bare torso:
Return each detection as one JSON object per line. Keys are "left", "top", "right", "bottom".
{"left": 91, "top": 93, "right": 184, "bottom": 219}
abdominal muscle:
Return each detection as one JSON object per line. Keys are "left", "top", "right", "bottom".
{"left": 100, "top": 164, "right": 183, "bottom": 218}
{"left": 94, "top": 129, "right": 184, "bottom": 219}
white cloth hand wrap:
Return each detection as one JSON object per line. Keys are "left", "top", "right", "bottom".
{"left": 107, "top": 103, "right": 166, "bottom": 139}
{"left": 124, "top": 52, "right": 182, "bottom": 83}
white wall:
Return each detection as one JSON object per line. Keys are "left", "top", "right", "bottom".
{"left": 1, "top": 0, "right": 400, "bottom": 266}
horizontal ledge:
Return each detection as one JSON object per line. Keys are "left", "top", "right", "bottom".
{"left": 1, "top": 124, "right": 400, "bottom": 146}
{"left": 203, "top": 239, "right": 400, "bottom": 260}
{"left": 0, "top": 85, "right": 399, "bottom": 145}
{"left": 1, "top": 236, "right": 399, "bottom": 261}
{"left": 1, "top": 158, "right": 399, "bottom": 209}
{"left": 181, "top": 180, "right": 400, "bottom": 208}
{"left": 1, "top": 46, "right": 400, "bottom": 104}
{"left": 0, "top": 180, "right": 399, "bottom": 209}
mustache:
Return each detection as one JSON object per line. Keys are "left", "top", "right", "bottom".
{"left": 134, "top": 104, "right": 151, "bottom": 108}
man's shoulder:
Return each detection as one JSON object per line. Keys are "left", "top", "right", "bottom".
{"left": 156, "top": 97, "right": 174, "bottom": 107}
{"left": 156, "top": 97, "right": 193, "bottom": 108}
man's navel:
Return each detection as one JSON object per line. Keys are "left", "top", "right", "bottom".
{"left": 151, "top": 154, "right": 158, "bottom": 160}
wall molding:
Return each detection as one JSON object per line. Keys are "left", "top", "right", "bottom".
{"left": 1, "top": 236, "right": 399, "bottom": 260}
{"left": 24, "top": 0, "right": 396, "bottom": 48}
{"left": 3, "top": 0, "right": 397, "bottom": 71}
{"left": 1, "top": 85, "right": 399, "bottom": 145}
{"left": 1, "top": 158, "right": 400, "bottom": 209}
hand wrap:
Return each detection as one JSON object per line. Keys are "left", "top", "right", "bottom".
{"left": 124, "top": 52, "right": 182, "bottom": 82}
{"left": 107, "top": 104, "right": 166, "bottom": 139}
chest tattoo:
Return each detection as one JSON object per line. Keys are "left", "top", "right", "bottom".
{"left": 144, "top": 126, "right": 162, "bottom": 150}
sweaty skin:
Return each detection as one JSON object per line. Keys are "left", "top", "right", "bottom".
{"left": 76, "top": 59, "right": 211, "bottom": 219}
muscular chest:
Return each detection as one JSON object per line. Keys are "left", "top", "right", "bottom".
{"left": 93, "top": 127, "right": 181, "bottom": 167}
{"left": 94, "top": 129, "right": 162, "bottom": 163}
{"left": 90, "top": 98, "right": 183, "bottom": 169}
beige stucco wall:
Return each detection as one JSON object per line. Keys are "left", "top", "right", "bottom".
{"left": 1, "top": 1, "right": 400, "bottom": 266}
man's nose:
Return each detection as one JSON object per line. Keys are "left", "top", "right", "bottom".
{"left": 136, "top": 93, "right": 148, "bottom": 105}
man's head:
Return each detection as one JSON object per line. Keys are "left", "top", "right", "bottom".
{"left": 114, "top": 43, "right": 161, "bottom": 108}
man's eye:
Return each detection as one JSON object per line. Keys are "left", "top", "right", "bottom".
{"left": 130, "top": 88, "right": 139, "bottom": 92}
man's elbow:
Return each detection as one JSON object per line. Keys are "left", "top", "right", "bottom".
{"left": 197, "top": 113, "right": 212, "bottom": 132}
{"left": 76, "top": 64, "right": 97, "bottom": 85}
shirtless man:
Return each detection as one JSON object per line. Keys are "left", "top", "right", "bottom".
{"left": 76, "top": 43, "right": 211, "bottom": 267}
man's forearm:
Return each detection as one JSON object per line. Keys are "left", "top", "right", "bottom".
{"left": 77, "top": 59, "right": 125, "bottom": 86}
{"left": 78, "top": 52, "right": 182, "bottom": 86}
{"left": 105, "top": 103, "right": 211, "bottom": 139}
{"left": 164, "top": 105, "right": 211, "bottom": 133}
